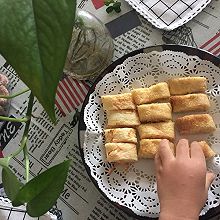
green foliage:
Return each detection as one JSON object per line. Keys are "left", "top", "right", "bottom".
{"left": 0, "top": 158, "right": 10, "bottom": 167}
{"left": 104, "top": 0, "right": 114, "bottom": 6}
{"left": 104, "top": 0, "right": 121, "bottom": 13}
{"left": 2, "top": 167, "right": 23, "bottom": 201}
{"left": 0, "top": 0, "right": 77, "bottom": 217}
{"left": 12, "top": 160, "right": 71, "bottom": 217}
{"left": 0, "top": 0, "right": 76, "bottom": 122}
{"left": 106, "top": 6, "right": 114, "bottom": 13}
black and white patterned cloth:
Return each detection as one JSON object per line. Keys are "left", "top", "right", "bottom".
{"left": 125, "top": 0, "right": 212, "bottom": 30}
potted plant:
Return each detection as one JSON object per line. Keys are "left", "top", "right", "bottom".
{"left": 0, "top": 0, "right": 77, "bottom": 217}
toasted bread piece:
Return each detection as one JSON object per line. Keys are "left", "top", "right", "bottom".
{"left": 137, "top": 103, "right": 172, "bottom": 123}
{"left": 138, "top": 139, "right": 174, "bottom": 159}
{"left": 105, "top": 143, "right": 138, "bottom": 163}
{"left": 106, "top": 110, "right": 140, "bottom": 128}
{"left": 104, "top": 128, "right": 137, "bottom": 143}
{"left": 138, "top": 121, "right": 174, "bottom": 141}
{"left": 176, "top": 114, "right": 216, "bottom": 135}
{"left": 101, "top": 93, "right": 136, "bottom": 111}
{"left": 168, "top": 77, "right": 207, "bottom": 95}
{"left": 170, "top": 93, "right": 210, "bottom": 113}
{"left": 198, "top": 141, "right": 216, "bottom": 159}
{"left": 132, "top": 82, "right": 170, "bottom": 105}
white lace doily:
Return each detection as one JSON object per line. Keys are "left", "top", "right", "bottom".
{"left": 124, "top": 0, "right": 211, "bottom": 30}
{"left": 83, "top": 51, "right": 220, "bottom": 217}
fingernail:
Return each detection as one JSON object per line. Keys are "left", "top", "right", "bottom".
{"left": 180, "top": 138, "right": 189, "bottom": 143}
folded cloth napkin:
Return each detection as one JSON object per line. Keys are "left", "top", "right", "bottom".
{"left": 0, "top": 197, "right": 57, "bottom": 220}
{"left": 125, "top": 0, "right": 212, "bottom": 30}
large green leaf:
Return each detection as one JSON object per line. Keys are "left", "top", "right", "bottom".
{"left": 2, "top": 167, "right": 23, "bottom": 201}
{"left": 0, "top": 0, "right": 76, "bottom": 122}
{"left": 0, "top": 157, "right": 10, "bottom": 167}
{"left": 12, "top": 160, "right": 71, "bottom": 217}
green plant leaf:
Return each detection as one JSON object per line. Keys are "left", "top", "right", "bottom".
{"left": 0, "top": 157, "right": 10, "bottom": 167}
{"left": 2, "top": 167, "right": 23, "bottom": 201}
{"left": 12, "top": 160, "right": 71, "bottom": 217}
{"left": 113, "top": 1, "right": 121, "bottom": 7}
{"left": 113, "top": 2, "right": 121, "bottom": 13}
{"left": 104, "top": 0, "right": 114, "bottom": 6}
{"left": 114, "top": 6, "right": 121, "bottom": 13}
{"left": 0, "top": 0, "right": 76, "bottom": 122}
{"left": 106, "top": 6, "right": 114, "bottom": 13}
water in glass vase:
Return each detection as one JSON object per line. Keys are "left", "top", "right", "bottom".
{"left": 64, "top": 10, "right": 114, "bottom": 80}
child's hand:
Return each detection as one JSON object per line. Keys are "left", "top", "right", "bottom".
{"left": 155, "top": 139, "right": 215, "bottom": 220}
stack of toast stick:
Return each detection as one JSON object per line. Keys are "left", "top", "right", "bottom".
{"left": 101, "top": 77, "right": 216, "bottom": 164}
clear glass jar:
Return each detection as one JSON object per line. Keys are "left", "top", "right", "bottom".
{"left": 64, "top": 10, "right": 114, "bottom": 80}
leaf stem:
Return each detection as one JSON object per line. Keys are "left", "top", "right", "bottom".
{"left": 0, "top": 116, "right": 29, "bottom": 123}
{"left": 0, "top": 88, "right": 30, "bottom": 99}
{"left": 9, "top": 93, "right": 34, "bottom": 183}
{"left": 9, "top": 136, "right": 27, "bottom": 159}
{"left": 70, "top": 29, "right": 83, "bottom": 60}
{"left": 22, "top": 93, "right": 34, "bottom": 183}
{"left": 24, "top": 143, "right": 29, "bottom": 182}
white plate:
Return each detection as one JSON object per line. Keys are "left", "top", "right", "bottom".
{"left": 83, "top": 50, "right": 220, "bottom": 218}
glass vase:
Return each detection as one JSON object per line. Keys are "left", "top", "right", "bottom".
{"left": 64, "top": 10, "right": 114, "bottom": 80}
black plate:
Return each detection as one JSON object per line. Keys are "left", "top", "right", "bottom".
{"left": 78, "top": 44, "right": 220, "bottom": 220}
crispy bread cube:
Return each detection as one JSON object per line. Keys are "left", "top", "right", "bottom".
{"left": 101, "top": 93, "right": 135, "bottom": 110}
{"left": 106, "top": 110, "right": 140, "bottom": 128}
{"left": 138, "top": 139, "right": 174, "bottom": 159}
{"left": 198, "top": 141, "right": 216, "bottom": 159}
{"left": 105, "top": 143, "right": 138, "bottom": 163}
{"left": 176, "top": 114, "right": 216, "bottom": 135}
{"left": 138, "top": 121, "right": 174, "bottom": 141}
{"left": 170, "top": 93, "right": 210, "bottom": 113}
{"left": 137, "top": 103, "right": 172, "bottom": 123}
{"left": 168, "top": 77, "right": 207, "bottom": 95}
{"left": 132, "top": 82, "right": 170, "bottom": 105}
{"left": 104, "top": 128, "right": 137, "bottom": 144}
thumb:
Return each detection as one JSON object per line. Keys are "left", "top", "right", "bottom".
{"left": 205, "top": 171, "right": 215, "bottom": 191}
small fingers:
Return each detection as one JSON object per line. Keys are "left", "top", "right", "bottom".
{"left": 158, "top": 139, "right": 174, "bottom": 164}
{"left": 190, "top": 141, "right": 205, "bottom": 160}
{"left": 176, "top": 139, "right": 190, "bottom": 159}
